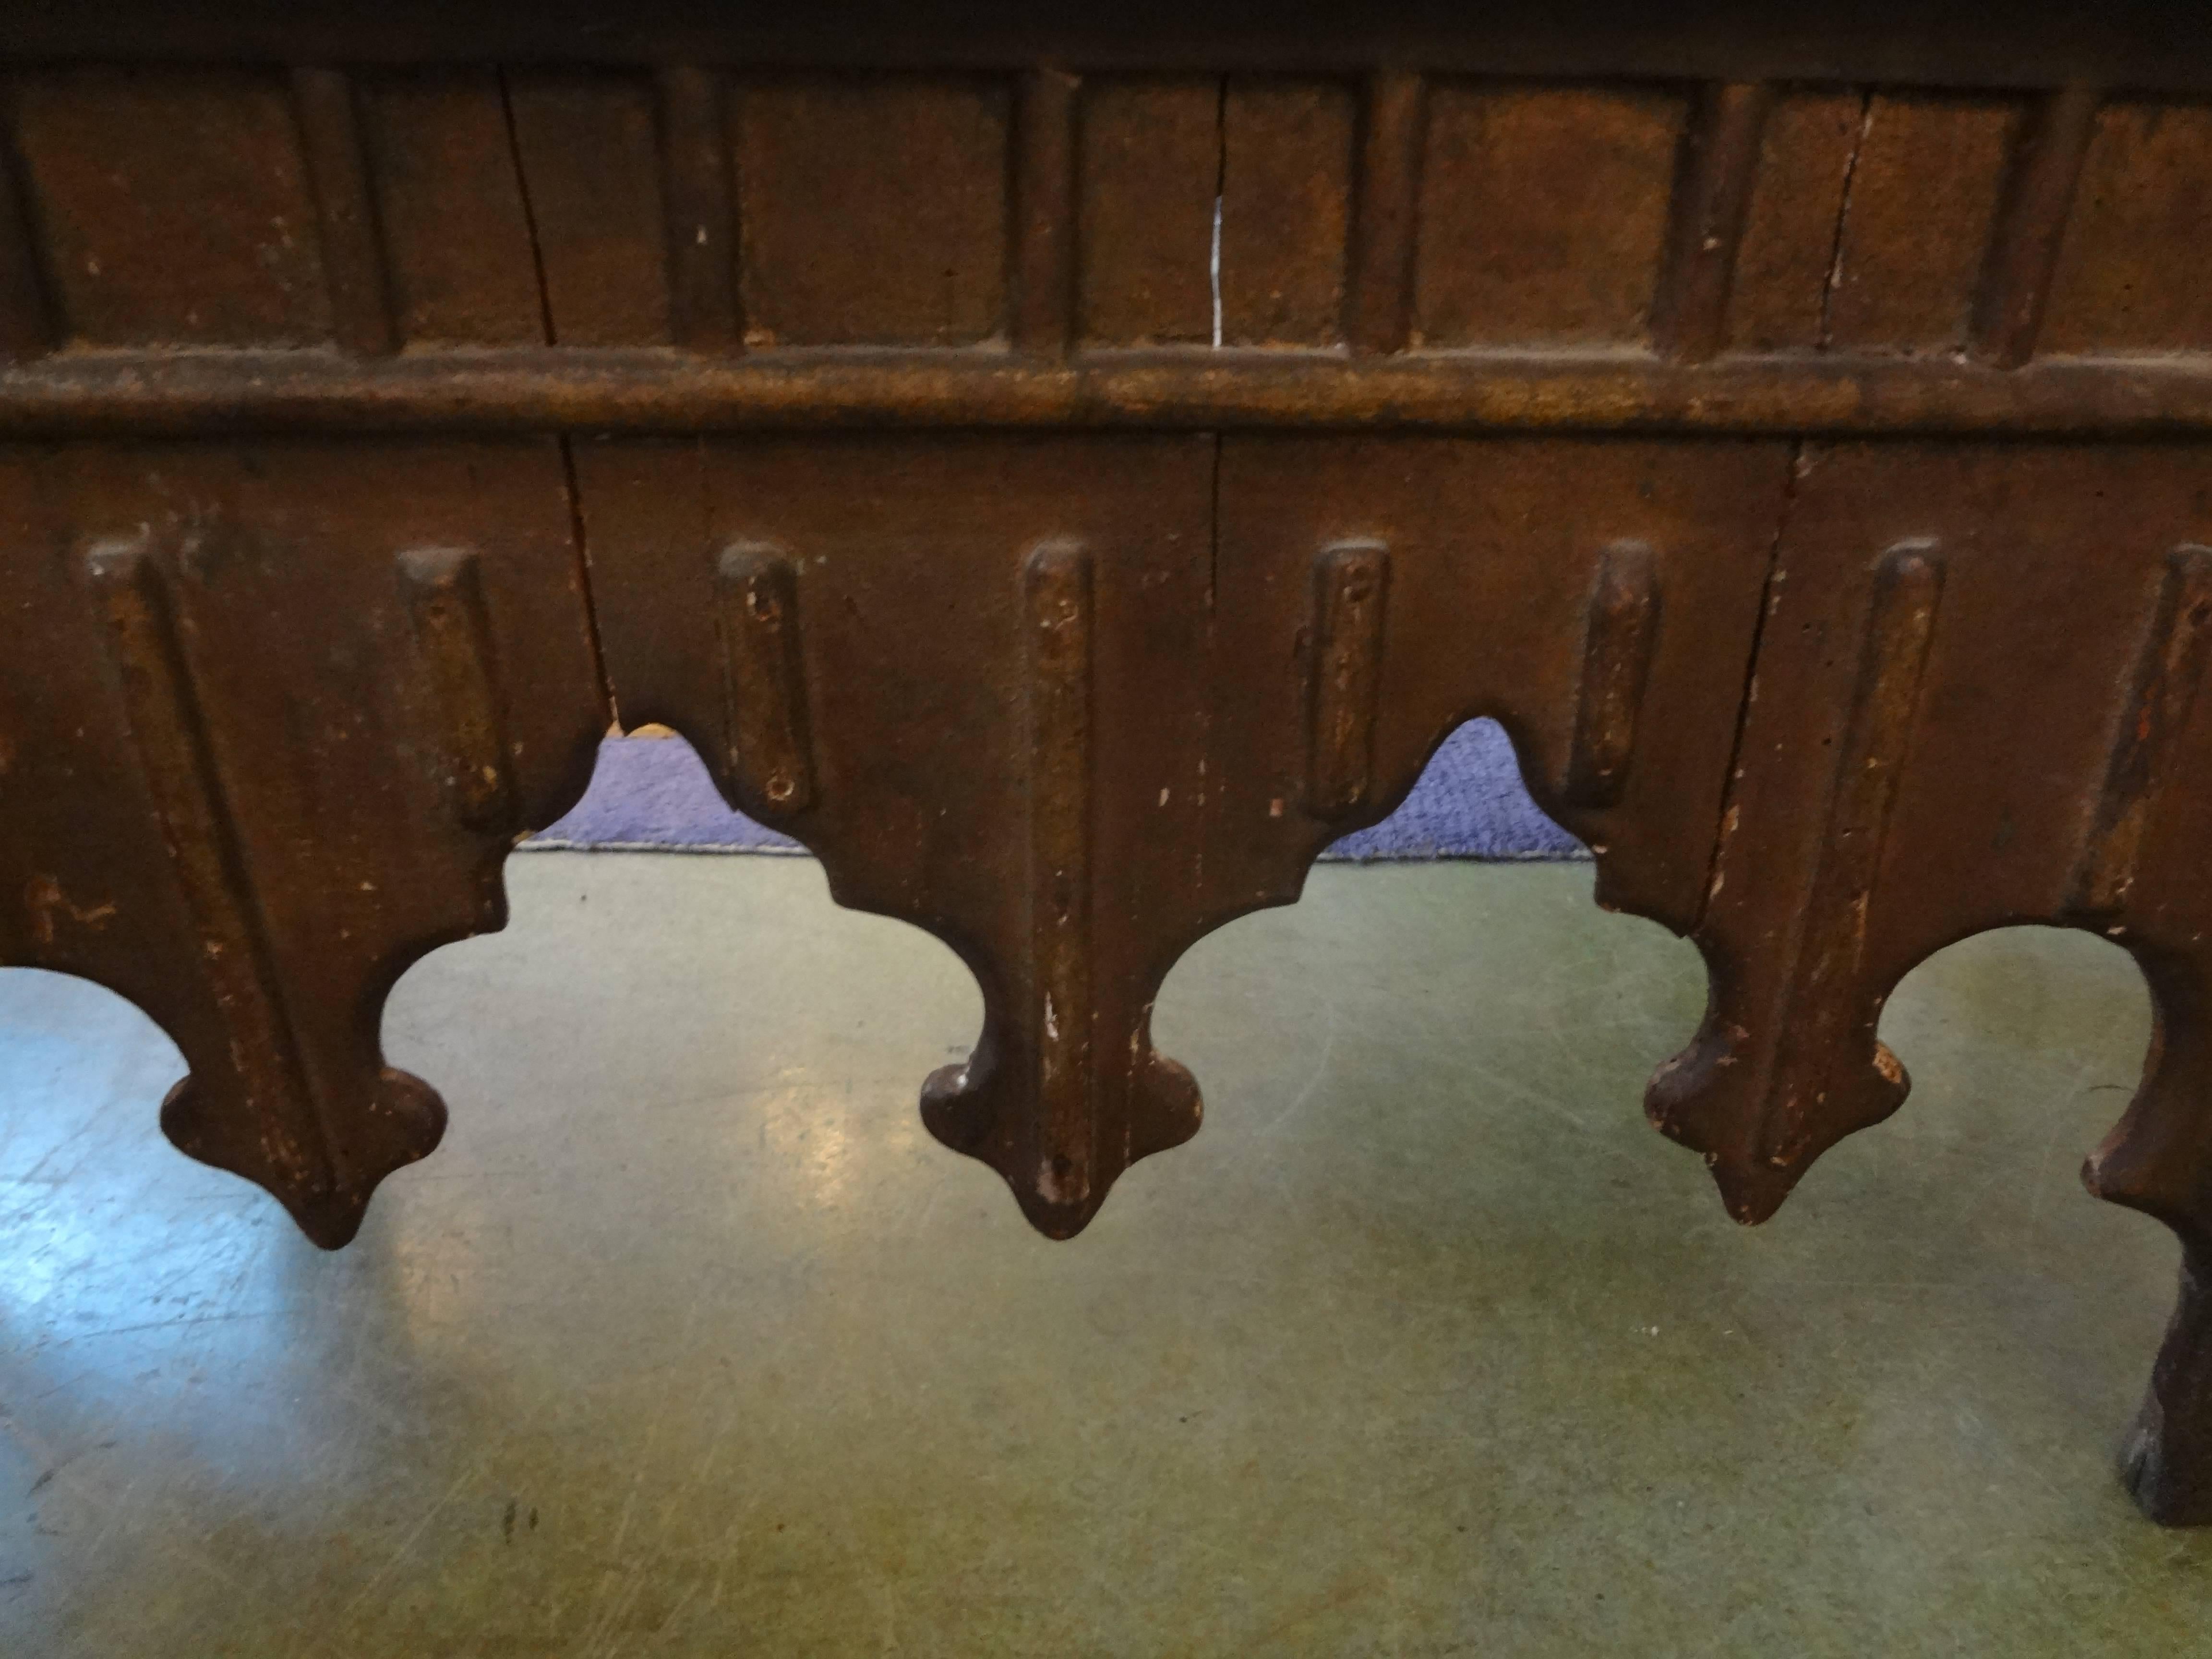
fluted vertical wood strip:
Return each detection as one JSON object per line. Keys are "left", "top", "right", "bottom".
{"left": 715, "top": 542, "right": 816, "bottom": 815}
{"left": 1651, "top": 82, "right": 1773, "bottom": 363}
{"left": 1307, "top": 540, "right": 1391, "bottom": 817}
{"left": 657, "top": 66, "right": 743, "bottom": 352}
{"left": 1011, "top": 67, "right": 1079, "bottom": 358}
{"left": 1971, "top": 84, "right": 2100, "bottom": 368}
{"left": 2070, "top": 546, "right": 2212, "bottom": 917}
{"left": 83, "top": 538, "right": 336, "bottom": 1195}
{"left": 1345, "top": 71, "right": 1425, "bottom": 355}
{"left": 398, "top": 546, "right": 515, "bottom": 830}
{"left": 1757, "top": 543, "right": 1943, "bottom": 1167}
{"left": 292, "top": 67, "right": 397, "bottom": 357}
{"left": 1563, "top": 541, "right": 1661, "bottom": 807}
{"left": 1025, "top": 540, "right": 1094, "bottom": 1210}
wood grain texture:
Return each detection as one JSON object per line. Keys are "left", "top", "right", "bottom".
{"left": 1222, "top": 79, "right": 1352, "bottom": 348}
{"left": 1969, "top": 84, "right": 2099, "bottom": 367}
{"left": 291, "top": 67, "right": 397, "bottom": 356}
{"left": 1344, "top": 70, "right": 1425, "bottom": 355}
{"left": 361, "top": 73, "right": 546, "bottom": 345}
{"left": 1010, "top": 67, "right": 1079, "bottom": 357}
{"left": 1727, "top": 90, "right": 1861, "bottom": 352}
{"left": 2044, "top": 101, "right": 2212, "bottom": 355}
{"left": 12, "top": 68, "right": 332, "bottom": 346}
{"left": 734, "top": 77, "right": 1008, "bottom": 347}
{"left": 1414, "top": 83, "right": 1686, "bottom": 347}
{"left": 1078, "top": 78, "right": 1218, "bottom": 346}
{"left": 654, "top": 66, "right": 742, "bottom": 351}
{"left": 1825, "top": 94, "right": 2019, "bottom": 353}
{"left": 507, "top": 73, "right": 672, "bottom": 346}
{"left": 714, "top": 543, "right": 817, "bottom": 817}
{"left": 1650, "top": 82, "right": 1772, "bottom": 363}
{"left": 1306, "top": 541, "right": 1390, "bottom": 817}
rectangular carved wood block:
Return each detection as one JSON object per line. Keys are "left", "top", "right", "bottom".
{"left": 505, "top": 74, "right": 672, "bottom": 347}
{"left": 1727, "top": 90, "right": 1862, "bottom": 352}
{"left": 733, "top": 78, "right": 1008, "bottom": 347}
{"left": 1414, "top": 83, "right": 1687, "bottom": 347}
{"left": 1078, "top": 79, "right": 1219, "bottom": 346}
{"left": 1824, "top": 93, "right": 2019, "bottom": 354}
{"left": 2044, "top": 101, "right": 2212, "bottom": 354}
{"left": 361, "top": 74, "right": 546, "bottom": 346}
{"left": 1220, "top": 80, "right": 1354, "bottom": 347}
{"left": 11, "top": 68, "right": 333, "bottom": 346}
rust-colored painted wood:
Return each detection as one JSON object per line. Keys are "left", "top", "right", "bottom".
{"left": 360, "top": 73, "right": 546, "bottom": 344}
{"left": 1305, "top": 541, "right": 1391, "bottom": 818}
{"left": 399, "top": 545, "right": 520, "bottom": 832}
{"left": 2043, "top": 100, "right": 2212, "bottom": 355}
{"left": 84, "top": 537, "right": 345, "bottom": 1211}
{"left": 575, "top": 435, "right": 1214, "bottom": 1236}
{"left": 291, "top": 67, "right": 398, "bottom": 356}
{"left": 1742, "top": 543, "right": 1942, "bottom": 1184}
{"left": 1727, "top": 90, "right": 1861, "bottom": 352}
{"left": 1415, "top": 83, "right": 1687, "bottom": 347}
{"left": 1825, "top": 94, "right": 2020, "bottom": 353}
{"left": 1970, "top": 84, "right": 2099, "bottom": 367}
{"left": 1214, "top": 437, "right": 1791, "bottom": 930}
{"left": 1652, "top": 445, "right": 2212, "bottom": 1230}
{"left": 1344, "top": 70, "right": 1425, "bottom": 355}
{"left": 1021, "top": 540, "right": 1100, "bottom": 1212}
{"left": 654, "top": 66, "right": 742, "bottom": 352}
{"left": 713, "top": 543, "right": 817, "bottom": 814}
{"left": 1561, "top": 541, "right": 1660, "bottom": 810}
{"left": 733, "top": 77, "right": 1009, "bottom": 347}
{"left": 7, "top": 344, "right": 2212, "bottom": 436}
{"left": 12, "top": 68, "right": 334, "bottom": 346}
{"left": 1010, "top": 66, "right": 1079, "bottom": 358}
{"left": 1077, "top": 78, "right": 1218, "bottom": 346}
{"left": 506, "top": 73, "right": 672, "bottom": 346}
{"left": 11, "top": 34, "right": 2212, "bottom": 1535}
{"left": 1650, "top": 82, "right": 1772, "bottom": 364}
{"left": 1221, "top": 79, "right": 1353, "bottom": 348}
{"left": 2068, "top": 549, "right": 2212, "bottom": 919}
{"left": 0, "top": 442, "right": 605, "bottom": 1244}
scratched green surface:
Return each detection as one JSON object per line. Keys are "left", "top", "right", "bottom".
{"left": 0, "top": 856, "right": 2204, "bottom": 1656}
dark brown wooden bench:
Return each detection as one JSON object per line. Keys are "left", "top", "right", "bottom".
{"left": 7, "top": 1, "right": 2212, "bottom": 1522}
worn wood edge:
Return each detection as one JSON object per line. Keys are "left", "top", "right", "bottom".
{"left": 4, "top": 346, "right": 2212, "bottom": 434}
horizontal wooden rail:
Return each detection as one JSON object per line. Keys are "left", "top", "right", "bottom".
{"left": 0, "top": 346, "right": 2209, "bottom": 437}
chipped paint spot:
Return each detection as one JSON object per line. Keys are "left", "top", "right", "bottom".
{"left": 22, "top": 876, "right": 118, "bottom": 946}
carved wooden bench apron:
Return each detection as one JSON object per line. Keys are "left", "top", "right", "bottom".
{"left": 6, "top": 3, "right": 2212, "bottom": 1523}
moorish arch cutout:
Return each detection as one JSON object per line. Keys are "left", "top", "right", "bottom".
{"left": 3, "top": 20, "right": 2212, "bottom": 1522}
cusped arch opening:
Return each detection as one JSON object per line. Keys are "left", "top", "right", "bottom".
{"left": 387, "top": 725, "right": 982, "bottom": 1240}
{"left": 1145, "top": 714, "right": 1708, "bottom": 1229}
{"left": 1864, "top": 922, "right": 2152, "bottom": 1209}
{"left": 0, "top": 964, "right": 223, "bottom": 1293}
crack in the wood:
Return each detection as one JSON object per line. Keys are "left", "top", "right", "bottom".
{"left": 498, "top": 67, "right": 619, "bottom": 733}
{"left": 1818, "top": 92, "right": 1875, "bottom": 352}
{"left": 1699, "top": 438, "right": 1808, "bottom": 931}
